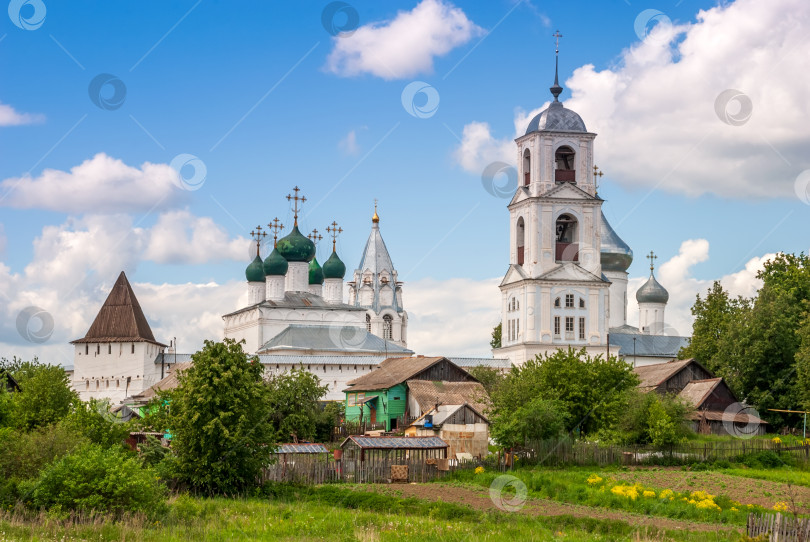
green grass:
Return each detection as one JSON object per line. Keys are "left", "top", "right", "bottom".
{"left": 442, "top": 468, "right": 764, "bottom": 526}
{"left": 719, "top": 467, "right": 810, "bottom": 488}
{"left": 0, "top": 485, "right": 743, "bottom": 541}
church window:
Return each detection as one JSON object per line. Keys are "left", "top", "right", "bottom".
{"left": 339, "top": 365, "right": 342, "bottom": 372}
{"left": 554, "top": 145, "right": 576, "bottom": 183}
{"left": 96, "top": 344, "right": 100, "bottom": 355}
{"left": 116, "top": 379, "right": 119, "bottom": 388}
{"left": 324, "top": 365, "right": 327, "bottom": 373}
{"left": 554, "top": 297, "right": 560, "bottom": 308}
{"left": 579, "top": 317, "right": 585, "bottom": 340}
{"left": 555, "top": 214, "right": 579, "bottom": 262}
{"left": 516, "top": 217, "right": 525, "bottom": 266}
{"left": 366, "top": 314, "right": 371, "bottom": 332}
{"left": 523, "top": 148, "right": 531, "bottom": 186}
{"left": 383, "top": 315, "right": 393, "bottom": 340}
{"left": 554, "top": 316, "right": 560, "bottom": 336}
{"left": 307, "top": 365, "right": 311, "bottom": 370}
{"left": 85, "top": 380, "right": 89, "bottom": 391}
{"left": 579, "top": 298, "right": 585, "bottom": 309}
{"left": 565, "top": 294, "right": 574, "bottom": 308}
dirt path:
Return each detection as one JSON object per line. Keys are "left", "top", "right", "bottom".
{"left": 362, "top": 483, "right": 741, "bottom": 535}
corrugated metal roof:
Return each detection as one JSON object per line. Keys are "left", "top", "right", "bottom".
{"left": 155, "top": 353, "right": 388, "bottom": 367}
{"left": 275, "top": 443, "right": 328, "bottom": 454}
{"left": 450, "top": 357, "right": 511, "bottom": 369}
{"left": 610, "top": 332, "right": 689, "bottom": 358}
{"left": 342, "top": 436, "right": 448, "bottom": 449}
{"left": 258, "top": 325, "right": 413, "bottom": 355}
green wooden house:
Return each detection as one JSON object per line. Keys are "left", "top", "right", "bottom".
{"left": 343, "top": 356, "right": 481, "bottom": 431}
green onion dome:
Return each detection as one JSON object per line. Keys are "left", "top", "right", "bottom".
{"left": 276, "top": 225, "right": 316, "bottom": 262}
{"left": 308, "top": 257, "right": 324, "bottom": 285}
{"left": 322, "top": 250, "right": 346, "bottom": 279}
{"left": 245, "top": 254, "right": 266, "bottom": 282}
{"left": 263, "top": 247, "right": 289, "bottom": 276}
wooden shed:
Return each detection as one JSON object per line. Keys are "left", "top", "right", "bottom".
{"left": 405, "top": 403, "right": 489, "bottom": 459}
{"left": 339, "top": 436, "right": 449, "bottom": 483}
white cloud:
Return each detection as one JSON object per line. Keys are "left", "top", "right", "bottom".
{"left": 144, "top": 210, "right": 247, "bottom": 264}
{"left": 453, "top": 107, "right": 542, "bottom": 174}
{"left": 627, "top": 239, "right": 771, "bottom": 337}
{"left": 0, "top": 101, "right": 44, "bottom": 126}
{"left": 455, "top": 0, "right": 810, "bottom": 199}
{"left": 405, "top": 276, "right": 501, "bottom": 357}
{"left": 0, "top": 153, "right": 187, "bottom": 213}
{"left": 325, "top": 0, "right": 483, "bottom": 80}
{"left": 338, "top": 129, "right": 360, "bottom": 155}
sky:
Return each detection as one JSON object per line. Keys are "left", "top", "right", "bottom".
{"left": 1, "top": 0, "right": 809, "bottom": 365}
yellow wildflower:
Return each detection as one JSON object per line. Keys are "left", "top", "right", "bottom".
{"left": 659, "top": 489, "right": 674, "bottom": 500}
{"left": 587, "top": 474, "right": 603, "bottom": 485}
{"left": 773, "top": 502, "right": 788, "bottom": 512}
{"left": 772, "top": 437, "right": 782, "bottom": 445}
{"left": 643, "top": 490, "right": 656, "bottom": 498}
{"left": 474, "top": 466, "right": 485, "bottom": 475}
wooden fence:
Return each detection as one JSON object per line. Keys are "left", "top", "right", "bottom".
{"left": 262, "top": 454, "right": 503, "bottom": 485}
{"left": 331, "top": 422, "right": 387, "bottom": 441}
{"left": 748, "top": 513, "right": 810, "bottom": 541}
{"left": 518, "top": 438, "right": 810, "bottom": 467}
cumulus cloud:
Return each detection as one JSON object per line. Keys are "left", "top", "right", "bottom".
{"left": 0, "top": 101, "right": 44, "bottom": 126}
{"left": 453, "top": 107, "right": 542, "bottom": 174}
{"left": 144, "top": 210, "right": 247, "bottom": 264}
{"left": 0, "top": 153, "right": 187, "bottom": 213}
{"left": 627, "top": 239, "right": 772, "bottom": 337}
{"left": 325, "top": 0, "right": 483, "bottom": 80}
{"left": 338, "top": 129, "right": 361, "bottom": 155}
{"left": 455, "top": 0, "right": 810, "bottom": 199}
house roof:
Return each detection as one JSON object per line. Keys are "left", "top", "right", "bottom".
{"left": 633, "top": 358, "right": 707, "bottom": 390}
{"left": 406, "top": 380, "right": 491, "bottom": 415}
{"left": 131, "top": 361, "right": 192, "bottom": 401}
{"left": 0, "top": 368, "right": 20, "bottom": 391}
{"left": 275, "top": 443, "right": 328, "bottom": 454}
{"left": 154, "top": 353, "right": 390, "bottom": 367}
{"left": 678, "top": 378, "right": 724, "bottom": 408}
{"left": 450, "top": 357, "right": 512, "bottom": 370}
{"left": 610, "top": 332, "right": 689, "bottom": 359}
{"left": 340, "top": 436, "right": 448, "bottom": 449}
{"left": 71, "top": 271, "right": 166, "bottom": 346}
{"left": 410, "top": 403, "right": 489, "bottom": 427}
{"left": 257, "top": 325, "right": 413, "bottom": 355}
{"left": 344, "top": 356, "right": 450, "bottom": 391}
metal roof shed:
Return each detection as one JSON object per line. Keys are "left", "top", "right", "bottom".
{"left": 339, "top": 436, "right": 448, "bottom": 463}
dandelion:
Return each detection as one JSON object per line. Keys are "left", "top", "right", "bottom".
{"left": 773, "top": 502, "right": 788, "bottom": 512}
{"left": 587, "top": 474, "right": 603, "bottom": 485}
{"left": 474, "top": 466, "right": 485, "bottom": 475}
{"left": 772, "top": 437, "right": 783, "bottom": 445}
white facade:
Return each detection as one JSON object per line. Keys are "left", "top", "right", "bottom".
{"left": 639, "top": 302, "right": 667, "bottom": 335}
{"left": 73, "top": 341, "right": 165, "bottom": 403}
{"left": 604, "top": 269, "right": 629, "bottom": 329}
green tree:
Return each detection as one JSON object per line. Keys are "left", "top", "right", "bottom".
{"left": 796, "top": 315, "right": 810, "bottom": 411}
{"left": 490, "top": 397, "right": 569, "bottom": 448}
{"left": 490, "top": 323, "right": 502, "bottom": 349}
{"left": 60, "top": 398, "right": 132, "bottom": 448}
{"left": 9, "top": 361, "right": 78, "bottom": 430}
{"left": 490, "top": 348, "right": 638, "bottom": 437}
{"left": 170, "top": 339, "right": 276, "bottom": 494}
{"left": 605, "top": 389, "right": 693, "bottom": 446}
{"left": 266, "top": 368, "right": 328, "bottom": 442}
{"left": 314, "top": 401, "right": 344, "bottom": 442}
{"left": 467, "top": 366, "right": 505, "bottom": 398}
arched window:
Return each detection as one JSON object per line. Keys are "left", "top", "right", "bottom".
{"left": 554, "top": 145, "right": 576, "bottom": 183}
{"left": 383, "top": 315, "right": 393, "bottom": 340}
{"left": 579, "top": 298, "right": 585, "bottom": 309}
{"left": 555, "top": 214, "right": 579, "bottom": 262}
{"left": 554, "top": 297, "right": 561, "bottom": 308}
{"left": 516, "top": 217, "right": 525, "bottom": 266}
{"left": 522, "top": 148, "right": 531, "bottom": 186}
{"left": 366, "top": 314, "right": 371, "bottom": 333}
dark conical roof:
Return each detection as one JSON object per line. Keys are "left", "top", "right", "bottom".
{"left": 71, "top": 271, "right": 166, "bottom": 346}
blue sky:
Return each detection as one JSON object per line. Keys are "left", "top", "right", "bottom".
{"left": 1, "top": 0, "right": 809, "bottom": 360}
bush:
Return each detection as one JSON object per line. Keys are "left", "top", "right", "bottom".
{"left": 0, "top": 424, "right": 82, "bottom": 481}
{"left": 59, "top": 399, "right": 131, "bottom": 448}
{"left": 7, "top": 362, "right": 78, "bottom": 430}
{"left": 27, "top": 443, "right": 167, "bottom": 517}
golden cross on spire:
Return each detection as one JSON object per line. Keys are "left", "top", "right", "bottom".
{"left": 308, "top": 228, "right": 323, "bottom": 247}
{"left": 267, "top": 217, "right": 284, "bottom": 248}
{"left": 647, "top": 251, "right": 658, "bottom": 272}
{"left": 286, "top": 186, "right": 306, "bottom": 226}
{"left": 553, "top": 29, "right": 563, "bottom": 54}
{"left": 250, "top": 225, "right": 267, "bottom": 257}
{"left": 372, "top": 199, "right": 380, "bottom": 224}
{"left": 326, "top": 221, "right": 343, "bottom": 251}
{"left": 593, "top": 165, "right": 604, "bottom": 193}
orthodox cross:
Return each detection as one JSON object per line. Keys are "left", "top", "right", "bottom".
{"left": 647, "top": 250, "right": 658, "bottom": 272}
{"left": 286, "top": 186, "right": 306, "bottom": 226}
{"left": 326, "top": 221, "right": 343, "bottom": 251}
{"left": 593, "top": 165, "right": 604, "bottom": 193}
{"left": 267, "top": 217, "right": 284, "bottom": 247}
{"left": 553, "top": 30, "right": 563, "bottom": 54}
{"left": 250, "top": 225, "right": 267, "bottom": 257}
{"left": 308, "top": 229, "right": 323, "bottom": 247}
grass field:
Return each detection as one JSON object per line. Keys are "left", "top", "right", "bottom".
{"left": 0, "top": 483, "right": 751, "bottom": 541}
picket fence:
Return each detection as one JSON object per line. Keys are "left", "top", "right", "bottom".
{"left": 748, "top": 513, "right": 810, "bottom": 541}
{"left": 517, "top": 438, "right": 810, "bottom": 467}
{"left": 261, "top": 454, "right": 503, "bottom": 485}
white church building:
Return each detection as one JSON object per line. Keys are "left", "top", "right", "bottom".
{"left": 492, "top": 49, "right": 687, "bottom": 367}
